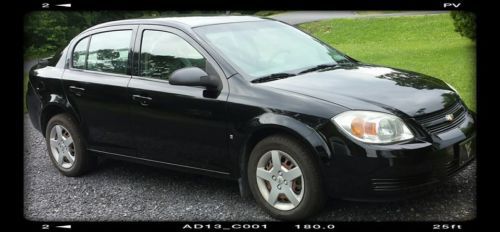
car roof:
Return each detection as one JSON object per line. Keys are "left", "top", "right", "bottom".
{"left": 84, "top": 16, "right": 266, "bottom": 32}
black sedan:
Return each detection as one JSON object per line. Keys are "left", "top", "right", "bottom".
{"left": 26, "top": 16, "right": 476, "bottom": 220}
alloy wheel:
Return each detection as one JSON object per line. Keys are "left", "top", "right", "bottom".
{"left": 255, "top": 150, "right": 304, "bottom": 211}
{"left": 49, "top": 124, "right": 76, "bottom": 169}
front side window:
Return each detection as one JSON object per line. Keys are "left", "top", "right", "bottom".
{"left": 194, "top": 21, "right": 352, "bottom": 81}
{"left": 72, "top": 37, "right": 89, "bottom": 69}
{"left": 139, "top": 30, "right": 206, "bottom": 80}
{"left": 86, "top": 30, "right": 132, "bottom": 75}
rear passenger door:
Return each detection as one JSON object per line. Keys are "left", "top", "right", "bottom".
{"left": 62, "top": 25, "right": 137, "bottom": 155}
{"left": 127, "top": 25, "right": 231, "bottom": 174}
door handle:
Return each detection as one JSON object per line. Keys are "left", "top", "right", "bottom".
{"left": 68, "top": 86, "right": 85, "bottom": 96}
{"left": 132, "top": 94, "right": 152, "bottom": 106}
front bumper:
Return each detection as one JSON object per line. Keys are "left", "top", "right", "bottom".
{"left": 321, "top": 110, "right": 476, "bottom": 201}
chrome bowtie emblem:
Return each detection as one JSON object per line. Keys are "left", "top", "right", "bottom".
{"left": 445, "top": 114, "right": 454, "bottom": 121}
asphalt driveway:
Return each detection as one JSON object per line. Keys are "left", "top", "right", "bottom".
{"left": 24, "top": 115, "right": 476, "bottom": 221}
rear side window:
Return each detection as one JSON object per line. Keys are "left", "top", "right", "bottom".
{"left": 139, "top": 30, "right": 206, "bottom": 80}
{"left": 72, "top": 37, "right": 89, "bottom": 69}
{"left": 86, "top": 30, "right": 132, "bottom": 75}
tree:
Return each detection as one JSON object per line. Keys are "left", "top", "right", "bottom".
{"left": 450, "top": 11, "right": 476, "bottom": 41}
{"left": 24, "top": 11, "right": 71, "bottom": 56}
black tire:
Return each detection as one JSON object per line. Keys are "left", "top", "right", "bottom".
{"left": 247, "top": 134, "right": 326, "bottom": 221}
{"left": 45, "top": 113, "right": 96, "bottom": 176}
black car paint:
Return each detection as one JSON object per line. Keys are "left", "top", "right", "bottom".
{"left": 260, "top": 64, "right": 461, "bottom": 116}
{"left": 26, "top": 17, "right": 476, "bottom": 200}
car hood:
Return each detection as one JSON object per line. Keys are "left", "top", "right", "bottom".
{"left": 259, "top": 64, "right": 459, "bottom": 117}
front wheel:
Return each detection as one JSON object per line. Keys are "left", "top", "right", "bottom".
{"left": 247, "top": 135, "right": 326, "bottom": 220}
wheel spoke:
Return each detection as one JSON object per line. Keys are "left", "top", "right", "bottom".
{"left": 50, "top": 138, "right": 58, "bottom": 149}
{"left": 284, "top": 167, "right": 302, "bottom": 180}
{"left": 267, "top": 188, "right": 279, "bottom": 205}
{"left": 256, "top": 167, "right": 273, "bottom": 182}
{"left": 55, "top": 125, "right": 63, "bottom": 139}
{"left": 283, "top": 186, "right": 300, "bottom": 206}
{"left": 56, "top": 150, "right": 64, "bottom": 164}
{"left": 271, "top": 150, "right": 282, "bottom": 171}
{"left": 65, "top": 150, "right": 75, "bottom": 163}
{"left": 62, "top": 136, "right": 73, "bottom": 147}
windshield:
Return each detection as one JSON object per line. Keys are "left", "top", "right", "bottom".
{"left": 194, "top": 20, "right": 353, "bottom": 81}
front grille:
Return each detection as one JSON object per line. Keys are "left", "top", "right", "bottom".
{"left": 441, "top": 158, "right": 461, "bottom": 176}
{"left": 371, "top": 159, "right": 461, "bottom": 192}
{"left": 414, "top": 102, "right": 467, "bottom": 135}
{"left": 371, "top": 176, "right": 438, "bottom": 192}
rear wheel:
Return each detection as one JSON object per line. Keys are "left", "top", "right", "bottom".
{"left": 247, "top": 135, "right": 326, "bottom": 220}
{"left": 45, "top": 113, "right": 96, "bottom": 176}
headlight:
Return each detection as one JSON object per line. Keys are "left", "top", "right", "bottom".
{"left": 446, "top": 82, "right": 461, "bottom": 97}
{"left": 332, "top": 111, "right": 414, "bottom": 144}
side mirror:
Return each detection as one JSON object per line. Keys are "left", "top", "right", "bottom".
{"left": 169, "top": 67, "right": 221, "bottom": 91}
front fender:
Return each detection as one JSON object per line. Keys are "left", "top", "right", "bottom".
{"left": 237, "top": 112, "right": 332, "bottom": 167}
{"left": 254, "top": 113, "right": 332, "bottom": 160}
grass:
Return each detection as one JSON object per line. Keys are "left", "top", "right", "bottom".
{"left": 300, "top": 14, "right": 476, "bottom": 111}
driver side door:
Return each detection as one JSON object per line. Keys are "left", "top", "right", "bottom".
{"left": 127, "top": 25, "right": 231, "bottom": 175}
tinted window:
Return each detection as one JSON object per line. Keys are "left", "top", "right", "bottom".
{"left": 72, "top": 37, "right": 89, "bottom": 69}
{"left": 140, "top": 30, "right": 205, "bottom": 80}
{"left": 87, "top": 30, "right": 132, "bottom": 75}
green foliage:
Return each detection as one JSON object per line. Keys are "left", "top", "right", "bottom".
{"left": 24, "top": 12, "right": 69, "bottom": 58}
{"left": 450, "top": 11, "right": 476, "bottom": 41}
{"left": 300, "top": 14, "right": 476, "bottom": 111}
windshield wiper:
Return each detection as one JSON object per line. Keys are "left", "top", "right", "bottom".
{"left": 251, "top": 72, "right": 296, "bottom": 83}
{"left": 298, "top": 63, "right": 338, "bottom": 75}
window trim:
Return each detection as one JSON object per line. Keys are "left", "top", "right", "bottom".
{"left": 67, "top": 68, "right": 133, "bottom": 79}
{"left": 68, "top": 26, "right": 137, "bottom": 77}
